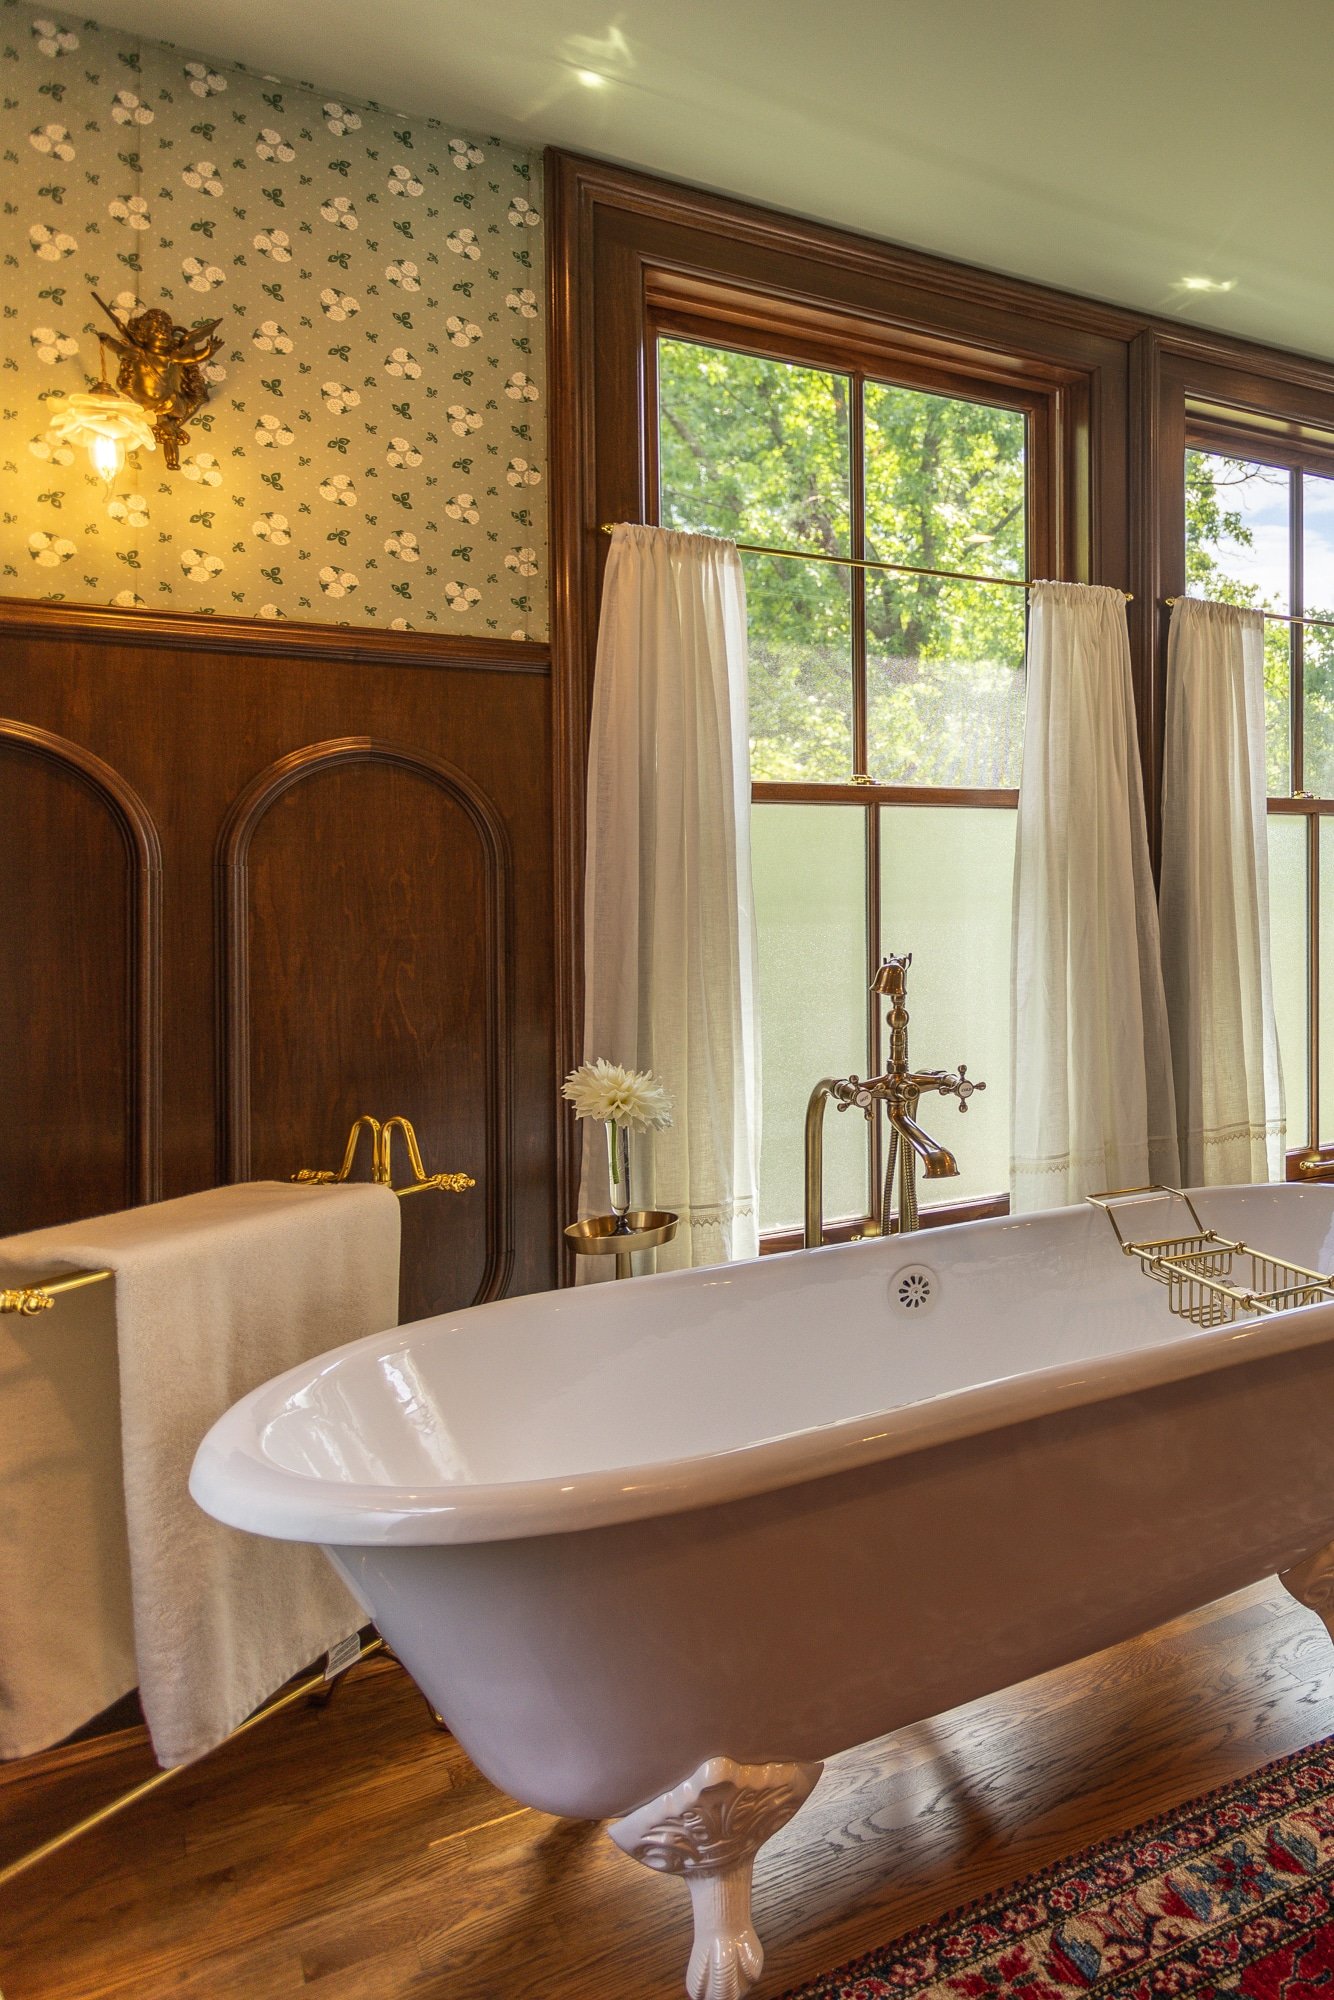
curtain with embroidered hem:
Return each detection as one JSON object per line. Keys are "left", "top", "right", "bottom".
{"left": 577, "top": 524, "right": 761, "bottom": 1270}
{"left": 1011, "top": 581, "right": 1179, "bottom": 1210}
{"left": 1160, "top": 597, "right": 1284, "bottom": 1184}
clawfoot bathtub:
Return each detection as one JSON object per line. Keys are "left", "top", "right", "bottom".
{"left": 192, "top": 1184, "right": 1334, "bottom": 1999}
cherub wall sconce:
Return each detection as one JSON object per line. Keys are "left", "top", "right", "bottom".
{"left": 46, "top": 292, "right": 226, "bottom": 480}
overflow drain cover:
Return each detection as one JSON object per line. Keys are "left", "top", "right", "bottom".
{"left": 890, "top": 1265, "right": 938, "bottom": 1316}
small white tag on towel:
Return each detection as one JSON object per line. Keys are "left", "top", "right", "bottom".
{"left": 324, "top": 1632, "right": 362, "bottom": 1682}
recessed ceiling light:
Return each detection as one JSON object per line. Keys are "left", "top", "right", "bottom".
{"left": 1180, "top": 275, "right": 1236, "bottom": 293}
{"left": 575, "top": 68, "right": 607, "bottom": 87}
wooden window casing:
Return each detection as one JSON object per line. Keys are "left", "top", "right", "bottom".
{"left": 549, "top": 155, "right": 1134, "bottom": 1256}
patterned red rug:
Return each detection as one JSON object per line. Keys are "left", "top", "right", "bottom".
{"left": 781, "top": 1737, "right": 1334, "bottom": 1999}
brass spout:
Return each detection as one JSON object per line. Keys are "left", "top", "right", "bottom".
{"left": 887, "top": 1106, "right": 958, "bottom": 1180}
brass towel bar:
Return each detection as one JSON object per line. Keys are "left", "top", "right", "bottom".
{"left": 1, "top": 1114, "right": 473, "bottom": 1316}
{"left": 598, "top": 523, "right": 1133, "bottom": 600}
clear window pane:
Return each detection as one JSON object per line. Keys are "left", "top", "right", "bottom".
{"left": 864, "top": 383, "right": 1025, "bottom": 580}
{"left": 1186, "top": 449, "right": 1292, "bottom": 793}
{"left": 1304, "top": 627, "right": 1334, "bottom": 800}
{"left": 1305, "top": 475, "right": 1334, "bottom": 799}
{"left": 1185, "top": 449, "right": 1290, "bottom": 612}
{"left": 657, "top": 337, "right": 852, "bottom": 555}
{"left": 866, "top": 575, "right": 1025, "bottom": 786}
{"left": 753, "top": 805, "right": 869, "bottom": 1232}
{"left": 744, "top": 552, "right": 853, "bottom": 782}
{"left": 879, "top": 806, "right": 1015, "bottom": 1207}
{"left": 1263, "top": 625, "right": 1293, "bottom": 799}
{"left": 1304, "top": 472, "right": 1334, "bottom": 615}
{"left": 1269, "top": 814, "right": 1307, "bottom": 1147}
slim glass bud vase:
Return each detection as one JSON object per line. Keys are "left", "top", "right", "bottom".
{"left": 607, "top": 1122, "right": 632, "bottom": 1232}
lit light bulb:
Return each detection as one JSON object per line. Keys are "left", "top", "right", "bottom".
{"left": 89, "top": 430, "right": 125, "bottom": 483}
{"left": 45, "top": 390, "right": 156, "bottom": 484}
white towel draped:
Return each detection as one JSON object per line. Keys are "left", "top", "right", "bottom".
{"left": 0, "top": 1181, "right": 399, "bottom": 1767}
{"left": 1160, "top": 597, "right": 1285, "bottom": 1182}
{"left": 578, "top": 524, "right": 761, "bottom": 1269}
{"left": 1010, "top": 582, "right": 1179, "bottom": 1209}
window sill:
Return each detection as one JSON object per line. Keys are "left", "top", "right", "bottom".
{"left": 760, "top": 1191, "right": 1009, "bottom": 1254}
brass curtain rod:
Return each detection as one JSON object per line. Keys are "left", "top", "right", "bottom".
{"left": 1164, "top": 595, "right": 1334, "bottom": 634}
{"left": 599, "top": 524, "right": 1133, "bottom": 601}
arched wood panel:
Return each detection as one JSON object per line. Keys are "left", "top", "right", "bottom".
{"left": 0, "top": 720, "right": 162, "bottom": 1232}
{"left": 220, "top": 737, "right": 513, "bottom": 1317}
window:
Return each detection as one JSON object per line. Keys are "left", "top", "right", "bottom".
{"left": 656, "top": 334, "right": 1032, "bottom": 1237}
{"left": 1185, "top": 436, "right": 1334, "bottom": 1166}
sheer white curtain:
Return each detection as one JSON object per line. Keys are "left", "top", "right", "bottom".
{"left": 1160, "top": 598, "right": 1284, "bottom": 1182}
{"left": 578, "top": 524, "right": 761, "bottom": 1269}
{"left": 1011, "top": 582, "right": 1179, "bottom": 1209}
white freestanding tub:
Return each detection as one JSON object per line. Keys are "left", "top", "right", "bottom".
{"left": 191, "top": 1185, "right": 1334, "bottom": 1999}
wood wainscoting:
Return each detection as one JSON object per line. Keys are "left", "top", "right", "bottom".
{"left": 0, "top": 598, "right": 556, "bottom": 1315}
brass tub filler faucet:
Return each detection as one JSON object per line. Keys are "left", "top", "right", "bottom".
{"left": 804, "top": 952, "right": 985, "bottom": 1247}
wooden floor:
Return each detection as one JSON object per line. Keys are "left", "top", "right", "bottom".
{"left": 4, "top": 1580, "right": 1334, "bottom": 1999}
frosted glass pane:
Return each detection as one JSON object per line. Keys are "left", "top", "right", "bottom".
{"left": 744, "top": 551, "right": 853, "bottom": 783}
{"left": 753, "top": 806, "right": 868, "bottom": 1232}
{"left": 879, "top": 807, "right": 1014, "bottom": 1208}
{"left": 1269, "top": 815, "right": 1307, "bottom": 1148}
{"left": 866, "top": 574, "right": 1025, "bottom": 787}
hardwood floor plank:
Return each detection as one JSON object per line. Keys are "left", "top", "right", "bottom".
{"left": 2, "top": 1582, "right": 1332, "bottom": 2000}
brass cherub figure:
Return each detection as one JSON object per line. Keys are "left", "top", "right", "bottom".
{"left": 92, "top": 294, "right": 223, "bottom": 470}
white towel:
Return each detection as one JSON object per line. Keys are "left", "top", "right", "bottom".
{"left": 0, "top": 1181, "right": 400, "bottom": 1767}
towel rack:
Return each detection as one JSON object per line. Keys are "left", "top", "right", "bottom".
{"left": 292, "top": 1112, "right": 475, "bottom": 1199}
{"left": 1, "top": 1114, "right": 473, "bottom": 1315}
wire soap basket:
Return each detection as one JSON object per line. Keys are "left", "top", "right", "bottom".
{"left": 1087, "top": 1183, "right": 1334, "bottom": 1329}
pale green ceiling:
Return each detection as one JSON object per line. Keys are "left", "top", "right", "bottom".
{"left": 82, "top": 0, "right": 1334, "bottom": 360}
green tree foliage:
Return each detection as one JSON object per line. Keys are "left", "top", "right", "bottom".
{"left": 657, "top": 340, "right": 1025, "bottom": 785}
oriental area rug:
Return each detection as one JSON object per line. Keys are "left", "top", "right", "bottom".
{"left": 783, "top": 1737, "right": 1334, "bottom": 2000}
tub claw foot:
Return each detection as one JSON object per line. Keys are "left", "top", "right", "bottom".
{"left": 608, "top": 1755, "right": 822, "bottom": 2000}
{"left": 1281, "top": 1540, "right": 1334, "bottom": 1643}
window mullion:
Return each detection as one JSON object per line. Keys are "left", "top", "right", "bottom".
{"left": 850, "top": 376, "right": 868, "bottom": 782}
{"left": 1308, "top": 809, "right": 1321, "bottom": 1158}
{"left": 850, "top": 376, "right": 881, "bottom": 1216}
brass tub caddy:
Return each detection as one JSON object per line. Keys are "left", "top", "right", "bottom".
{"left": 1089, "top": 1184, "right": 1334, "bottom": 1329}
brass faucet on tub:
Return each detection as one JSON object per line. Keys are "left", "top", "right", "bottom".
{"left": 804, "top": 952, "right": 985, "bottom": 1247}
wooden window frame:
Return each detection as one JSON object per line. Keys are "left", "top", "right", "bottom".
{"left": 1141, "top": 340, "right": 1334, "bottom": 1185}
{"left": 548, "top": 152, "right": 1135, "bottom": 1268}
{"left": 1183, "top": 417, "right": 1334, "bottom": 1181}
{"left": 652, "top": 299, "right": 1048, "bottom": 1241}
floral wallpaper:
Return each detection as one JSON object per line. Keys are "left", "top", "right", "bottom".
{"left": 0, "top": 1, "right": 547, "bottom": 637}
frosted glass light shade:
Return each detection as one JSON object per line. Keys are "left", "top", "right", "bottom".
{"left": 46, "top": 391, "right": 157, "bottom": 481}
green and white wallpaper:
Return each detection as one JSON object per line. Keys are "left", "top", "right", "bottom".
{"left": 0, "top": 1, "right": 547, "bottom": 636}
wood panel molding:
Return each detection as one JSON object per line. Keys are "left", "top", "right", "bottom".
{"left": 0, "top": 719, "right": 163, "bottom": 1205}
{"left": 218, "top": 736, "right": 514, "bottom": 1304}
{"left": 0, "top": 595, "right": 550, "bottom": 676}
{"left": 551, "top": 152, "right": 1147, "bottom": 344}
